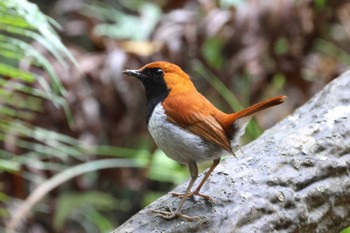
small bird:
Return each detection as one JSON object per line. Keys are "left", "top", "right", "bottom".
{"left": 123, "top": 61, "right": 286, "bottom": 221}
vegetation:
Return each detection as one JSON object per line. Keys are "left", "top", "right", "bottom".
{"left": 1, "top": 0, "right": 350, "bottom": 232}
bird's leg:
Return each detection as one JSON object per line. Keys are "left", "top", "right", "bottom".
{"left": 171, "top": 158, "right": 220, "bottom": 203}
{"left": 151, "top": 162, "right": 200, "bottom": 221}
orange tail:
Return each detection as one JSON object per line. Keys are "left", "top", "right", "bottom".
{"left": 221, "top": 95, "right": 286, "bottom": 130}
{"left": 221, "top": 95, "right": 286, "bottom": 144}
{"left": 233, "top": 95, "right": 286, "bottom": 119}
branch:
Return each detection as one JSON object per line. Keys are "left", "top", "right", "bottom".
{"left": 113, "top": 71, "right": 350, "bottom": 233}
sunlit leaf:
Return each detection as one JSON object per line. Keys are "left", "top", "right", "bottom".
{"left": 341, "top": 226, "right": 350, "bottom": 233}
{"left": 0, "top": 63, "right": 34, "bottom": 82}
{"left": 83, "top": 2, "right": 161, "bottom": 41}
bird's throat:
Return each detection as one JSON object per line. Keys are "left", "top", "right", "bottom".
{"left": 143, "top": 82, "right": 170, "bottom": 124}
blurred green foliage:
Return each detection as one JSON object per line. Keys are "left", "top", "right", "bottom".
{"left": 341, "top": 227, "right": 350, "bottom": 233}
{"left": 0, "top": 0, "right": 151, "bottom": 232}
{"left": 82, "top": 2, "right": 160, "bottom": 41}
{"left": 54, "top": 192, "right": 118, "bottom": 231}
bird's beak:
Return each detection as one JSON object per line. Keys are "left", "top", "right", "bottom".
{"left": 122, "top": 69, "right": 146, "bottom": 79}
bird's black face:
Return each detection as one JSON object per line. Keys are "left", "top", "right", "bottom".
{"left": 123, "top": 67, "right": 164, "bottom": 83}
{"left": 123, "top": 67, "right": 170, "bottom": 124}
{"left": 123, "top": 67, "right": 169, "bottom": 93}
{"left": 141, "top": 67, "right": 164, "bottom": 81}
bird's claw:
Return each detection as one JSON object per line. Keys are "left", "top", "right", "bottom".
{"left": 151, "top": 209, "right": 200, "bottom": 221}
{"left": 170, "top": 191, "right": 215, "bottom": 204}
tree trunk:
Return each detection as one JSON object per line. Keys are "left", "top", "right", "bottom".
{"left": 113, "top": 72, "right": 350, "bottom": 233}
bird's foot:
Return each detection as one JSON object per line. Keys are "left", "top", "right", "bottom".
{"left": 151, "top": 209, "right": 200, "bottom": 221}
{"left": 170, "top": 191, "right": 214, "bottom": 203}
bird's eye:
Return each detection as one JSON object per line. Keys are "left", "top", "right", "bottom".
{"left": 154, "top": 68, "right": 163, "bottom": 77}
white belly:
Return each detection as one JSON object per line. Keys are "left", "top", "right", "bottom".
{"left": 148, "top": 104, "right": 224, "bottom": 164}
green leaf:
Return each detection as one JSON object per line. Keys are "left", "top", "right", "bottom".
{"left": 274, "top": 37, "right": 288, "bottom": 55}
{"left": 148, "top": 149, "right": 188, "bottom": 184}
{"left": 202, "top": 37, "right": 224, "bottom": 69}
{"left": 0, "top": 63, "right": 34, "bottom": 82}
{"left": 340, "top": 226, "right": 350, "bottom": 233}
{"left": 54, "top": 192, "right": 116, "bottom": 231}
{"left": 314, "top": 0, "right": 327, "bottom": 10}
{"left": 83, "top": 2, "right": 161, "bottom": 41}
{"left": 84, "top": 208, "right": 114, "bottom": 233}
{"left": 0, "top": 159, "right": 20, "bottom": 172}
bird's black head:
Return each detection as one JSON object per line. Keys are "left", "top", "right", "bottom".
{"left": 123, "top": 67, "right": 165, "bottom": 85}
{"left": 123, "top": 65, "right": 170, "bottom": 123}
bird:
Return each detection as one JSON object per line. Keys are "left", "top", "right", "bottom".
{"left": 123, "top": 61, "right": 286, "bottom": 221}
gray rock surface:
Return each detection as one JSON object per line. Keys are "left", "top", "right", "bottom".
{"left": 113, "top": 71, "right": 350, "bottom": 233}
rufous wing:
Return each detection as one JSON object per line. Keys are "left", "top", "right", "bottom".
{"left": 162, "top": 93, "right": 233, "bottom": 154}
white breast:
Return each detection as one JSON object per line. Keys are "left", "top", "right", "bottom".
{"left": 148, "top": 104, "right": 225, "bottom": 164}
